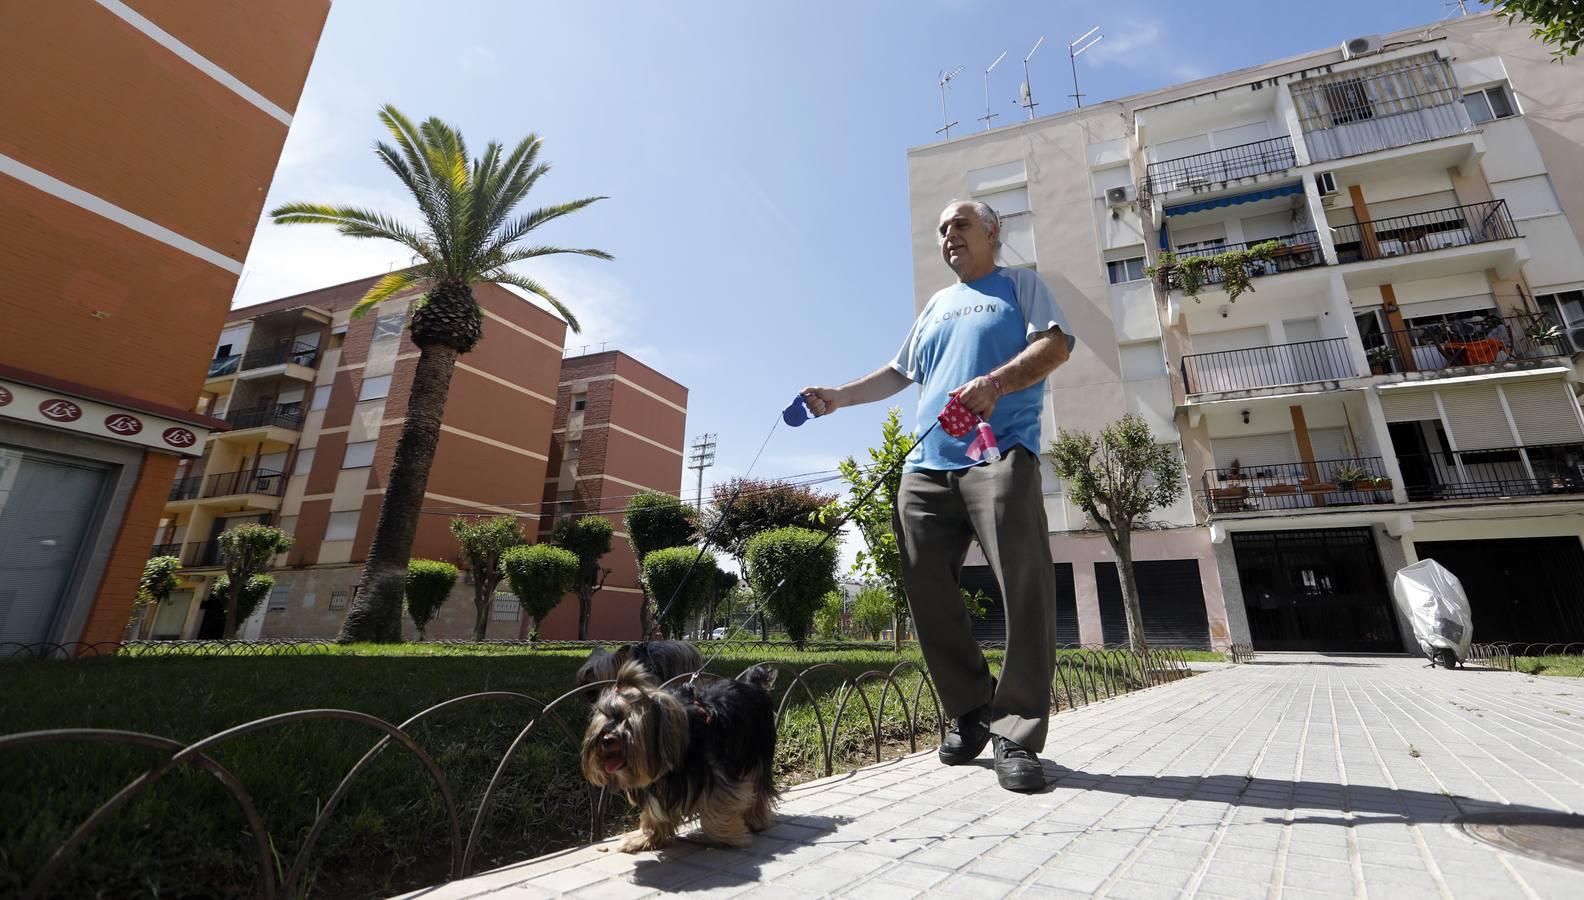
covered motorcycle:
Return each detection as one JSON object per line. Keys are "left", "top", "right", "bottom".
{"left": 1392, "top": 559, "right": 1473, "bottom": 668}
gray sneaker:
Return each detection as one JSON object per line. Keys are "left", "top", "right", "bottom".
{"left": 993, "top": 736, "right": 1045, "bottom": 792}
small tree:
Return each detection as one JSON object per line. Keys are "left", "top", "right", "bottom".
{"left": 216, "top": 525, "right": 293, "bottom": 638}
{"left": 623, "top": 490, "right": 695, "bottom": 635}
{"left": 404, "top": 559, "right": 458, "bottom": 641}
{"left": 705, "top": 569, "right": 739, "bottom": 634}
{"left": 134, "top": 555, "right": 182, "bottom": 631}
{"left": 550, "top": 515, "right": 614, "bottom": 639}
{"left": 823, "top": 407, "right": 912, "bottom": 649}
{"left": 1049, "top": 415, "right": 1185, "bottom": 653}
{"left": 851, "top": 583, "right": 894, "bottom": 641}
{"left": 814, "top": 590, "right": 845, "bottom": 639}
{"left": 450, "top": 516, "right": 526, "bottom": 641}
{"left": 211, "top": 573, "right": 275, "bottom": 630}
{"left": 962, "top": 587, "right": 991, "bottom": 620}
{"left": 500, "top": 544, "right": 578, "bottom": 640}
{"left": 744, "top": 526, "right": 838, "bottom": 649}
{"left": 707, "top": 477, "right": 838, "bottom": 568}
{"left": 1487, "top": 1, "right": 1584, "bottom": 59}
{"left": 642, "top": 546, "right": 719, "bottom": 639}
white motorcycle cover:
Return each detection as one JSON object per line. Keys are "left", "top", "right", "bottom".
{"left": 1392, "top": 559, "right": 1473, "bottom": 661}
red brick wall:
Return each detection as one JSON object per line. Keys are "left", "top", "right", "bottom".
{"left": 79, "top": 452, "right": 180, "bottom": 643}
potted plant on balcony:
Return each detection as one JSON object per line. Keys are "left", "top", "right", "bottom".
{"left": 1523, "top": 319, "right": 1563, "bottom": 353}
{"left": 1331, "top": 464, "right": 1368, "bottom": 491}
{"left": 1145, "top": 242, "right": 1281, "bottom": 304}
{"left": 1365, "top": 474, "right": 1393, "bottom": 500}
{"left": 1367, "top": 344, "right": 1397, "bottom": 375}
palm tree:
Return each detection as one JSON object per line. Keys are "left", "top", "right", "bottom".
{"left": 270, "top": 105, "right": 610, "bottom": 642}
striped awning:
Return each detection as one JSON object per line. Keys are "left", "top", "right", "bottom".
{"left": 1165, "top": 182, "right": 1304, "bottom": 217}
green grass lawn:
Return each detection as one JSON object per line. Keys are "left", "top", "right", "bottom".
{"left": 0, "top": 642, "right": 1196, "bottom": 898}
{"left": 1511, "top": 655, "right": 1584, "bottom": 678}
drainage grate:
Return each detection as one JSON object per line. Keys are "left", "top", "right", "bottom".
{"left": 1457, "top": 812, "right": 1584, "bottom": 870}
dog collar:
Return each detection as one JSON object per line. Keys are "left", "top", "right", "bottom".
{"left": 691, "top": 701, "right": 713, "bottom": 725}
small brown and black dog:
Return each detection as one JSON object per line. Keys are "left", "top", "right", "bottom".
{"left": 574, "top": 641, "right": 702, "bottom": 699}
{"left": 580, "top": 661, "right": 778, "bottom": 852}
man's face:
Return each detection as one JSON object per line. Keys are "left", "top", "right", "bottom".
{"left": 937, "top": 204, "right": 994, "bottom": 273}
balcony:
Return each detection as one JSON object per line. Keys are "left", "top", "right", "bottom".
{"left": 1334, "top": 200, "right": 1517, "bottom": 266}
{"left": 1291, "top": 54, "right": 1472, "bottom": 164}
{"left": 1161, "top": 232, "right": 1324, "bottom": 290}
{"left": 208, "top": 354, "right": 241, "bottom": 379}
{"left": 1202, "top": 457, "right": 1396, "bottom": 514}
{"left": 1362, "top": 313, "right": 1567, "bottom": 376}
{"left": 222, "top": 403, "right": 305, "bottom": 432}
{"left": 1141, "top": 137, "right": 1296, "bottom": 201}
{"left": 149, "top": 542, "right": 182, "bottom": 559}
{"left": 1399, "top": 442, "right": 1584, "bottom": 502}
{"left": 1182, "top": 337, "right": 1357, "bottom": 395}
{"left": 240, "top": 341, "right": 321, "bottom": 373}
{"left": 203, "top": 468, "right": 286, "bottom": 499}
{"left": 182, "top": 541, "right": 223, "bottom": 568}
{"left": 168, "top": 475, "right": 203, "bottom": 502}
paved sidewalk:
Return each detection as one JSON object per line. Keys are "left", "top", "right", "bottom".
{"left": 402, "top": 656, "right": 1584, "bottom": 899}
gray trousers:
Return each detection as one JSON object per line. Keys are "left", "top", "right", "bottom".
{"left": 894, "top": 446, "right": 1058, "bottom": 752}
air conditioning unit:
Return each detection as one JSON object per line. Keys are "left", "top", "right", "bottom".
{"left": 1565, "top": 325, "right": 1584, "bottom": 355}
{"left": 1105, "top": 185, "right": 1135, "bottom": 207}
{"left": 1315, "top": 171, "right": 1338, "bottom": 196}
{"left": 1341, "top": 35, "right": 1384, "bottom": 60}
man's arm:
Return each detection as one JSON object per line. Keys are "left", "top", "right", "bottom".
{"left": 800, "top": 365, "right": 912, "bottom": 417}
{"left": 951, "top": 327, "right": 1072, "bottom": 419}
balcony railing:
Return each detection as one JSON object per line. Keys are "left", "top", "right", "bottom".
{"left": 183, "top": 541, "right": 223, "bottom": 568}
{"left": 1165, "top": 231, "right": 1324, "bottom": 287}
{"left": 1333, "top": 200, "right": 1517, "bottom": 264}
{"left": 149, "top": 542, "right": 182, "bottom": 560}
{"left": 1398, "top": 442, "right": 1584, "bottom": 502}
{"left": 241, "top": 341, "right": 321, "bottom": 372}
{"left": 168, "top": 475, "right": 203, "bottom": 502}
{"left": 1182, "top": 337, "right": 1356, "bottom": 394}
{"left": 1202, "top": 456, "right": 1395, "bottom": 513}
{"left": 1292, "top": 54, "right": 1470, "bottom": 163}
{"left": 208, "top": 354, "right": 241, "bottom": 378}
{"left": 1141, "top": 137, "right": 1296, "bottom": 199}
{"left": 204, "top": 468, "right": 286, "bottom": 499}
{"left": 1362, "top": 313, "right": 1567, "bottom": 375}
{"left": 223, "top": 403, "right": 305, "bottom": 432}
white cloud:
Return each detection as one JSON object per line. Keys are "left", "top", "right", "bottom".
{"left": 1081, "top": 22, "right": 1210, "bottom": 86}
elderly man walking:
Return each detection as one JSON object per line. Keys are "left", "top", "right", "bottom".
{"left": 801, "top": 200, "right": 1076, "bottom": 791}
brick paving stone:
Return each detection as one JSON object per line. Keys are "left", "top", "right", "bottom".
{"left": 400, "top": 656, "right": 1584, "bottom": 899}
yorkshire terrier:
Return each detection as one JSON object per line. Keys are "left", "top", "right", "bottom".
{"left": 581, "top": 661, "right": 778, "bottom": 852}
{"left": 575, "top": 640, "right": 703, "bottom": 699}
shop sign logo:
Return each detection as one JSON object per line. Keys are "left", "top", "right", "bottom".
{"left": 39, "top": 399, "right": 83, "bottom": 422}
{"left": 105, "top": 414, "right": 144, "bottom": 435}
{"left": 162, "top": 427, "right": 198, "bottom": 448}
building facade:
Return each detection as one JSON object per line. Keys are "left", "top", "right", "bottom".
{"left": 536, "top": 351, "right": 690, "bottom": 640}
{"left": 907, "top": 12, "right": 1584, "bottom": 652}
{"left": 0, "top": 1, "right": 329, "bottom": 647}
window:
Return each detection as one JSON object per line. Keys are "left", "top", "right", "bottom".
{"left": 1324, "top": 78, "right": 1374, "bottom": 125}
{"left": 372, "top": 311, "right": 404, "bottom": 341}
{"left": 492, "top": 595, "right": 521, "bottom": 621}
{"left": 358, "top": 375, "right": 392, "bottom": 402}
{"left": 1537, "top": 290, "right": 1584, "bottom": 327}
{"left": 267, "top": 584, "right": 291, "bottom": 613}
{"left": 324, "top": 511, "right": 360, "bottom": 541}
{"left": 329, "top": 590, "right": 348, "bottom": 611}
{"left": 342, "top": 441, "right": 377, "bottom": 469}
{"left": 1463, "top": 85, "right": 1515, "bottom": 124}
{"left": 1107, "top": 257, "right": 1147, "bottom": 284}
{"left": 976, "top": 185, "right": 1030, "bottom": 218}
{"left": 293, "top": 448, "right": 315, "bottom": 477}
{"left": 215, "top": 343, "right": 232, "bottom": 358}
{"left": 568, "top": 440, "right": 581, "bottom": 458}
{"left": 572, "top": 394, "right": 587, "bottom": 411}
{"left": 310, "top": 386, "right": 330, "bottom": 411}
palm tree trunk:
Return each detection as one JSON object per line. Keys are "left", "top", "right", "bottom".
{"left": 338, "top": 344, "right": 460, "bottom": 643}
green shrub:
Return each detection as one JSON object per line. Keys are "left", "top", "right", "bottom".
{"left": 641, "top": 546, "right": 717, "bottom": 638}
{"left": 404, "top": 560, "right": 458, "bottom": 640}
{"left": 744, "top": 527, "right": 838, "bottom": 648}
{"left": 209, "top": 573, "right": 274, "bottom": 626}
{"left": 500, "top": 544, "right": 578, "bottom": 639}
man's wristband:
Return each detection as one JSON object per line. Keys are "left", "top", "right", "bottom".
{"left": 988, "top": 374, "right": 1004, "bottom": 397}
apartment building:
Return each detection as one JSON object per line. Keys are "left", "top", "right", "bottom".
{"left": 0, "top": 2, "right": 329, "bottom": 647}
{"left": 535, "top": 351, "right": 690, "bottom": 640}
{"left": 144, "top": 274, "right": 568, "bottom": 640}
{"left": 907, "top": 11, "right": 1584, "bottom": 652}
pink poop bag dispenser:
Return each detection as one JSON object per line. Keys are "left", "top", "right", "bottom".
{"left": 938, "top": 396, "right": 1001, "bottom": 462}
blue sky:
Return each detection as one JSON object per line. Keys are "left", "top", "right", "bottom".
{"left": 237, "top": 0, "right": 1469, "bottom": 518}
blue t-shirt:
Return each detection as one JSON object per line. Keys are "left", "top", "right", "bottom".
{"left": 890, "top": 267, "right": 1076, "bottom": 473}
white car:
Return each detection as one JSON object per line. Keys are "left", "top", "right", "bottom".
{"left": 710, "top": 627, "right": 728, "bottom": 640}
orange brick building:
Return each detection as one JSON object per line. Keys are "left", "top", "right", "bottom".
{"left": 0, "top": 1, "right": 329, "bottom": 646}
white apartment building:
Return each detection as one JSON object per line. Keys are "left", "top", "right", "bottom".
{"left": 906, "top": 12, "right": 1584, "bottom": 653}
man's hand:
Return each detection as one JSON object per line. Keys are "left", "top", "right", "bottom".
{"left": 800, "top": 386, "right": 845, "bottom": 417}
{"left": 950, "top": 375, "right": 1001, "bottom": 419}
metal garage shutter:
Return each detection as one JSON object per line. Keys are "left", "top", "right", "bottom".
{"left": 1381, "top": 389, "right": 1439, "bottom": 423}
{"left": 1439, "top": 387, "right": 1518, "bottom": 450}
{"left": 1095, "top": 559, "right": 1212, "bottom": 648}
{"left": 958, "top": 564, "right": 1079, "bottom": 645}
{"left": 1501, "top": 381, "right": 1584, "bottom": 444}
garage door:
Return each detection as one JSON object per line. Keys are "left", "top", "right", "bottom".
{"left": 958, "top": 563, "right": 1079, "bottom": 645}
{"left": 1414, "top": 537, "right": 1584, "bottom": 643}
{"left": 1095, "top": 559, "right": 1211, "bottom": 647}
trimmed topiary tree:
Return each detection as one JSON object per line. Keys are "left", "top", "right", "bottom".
{"left": 450, "top": 515, "right": 526, "bottom": 641}
{"left": 743, "top": 526, "right": 838, "bottom": 649}
{"left": 404, "top": 559, "right": 458, "bottom": 641}
{"left": 550, "top": 515, "right": 614, "bottom": 640}
{"left": 211, "top": 573, "right": 275, "bottom": 629}
{"left": 641, "top": 546, "right": 718, "bottom": 639}
{"left": 134, "top": 555, "right": 182, "bottom": 632}
{"left": 623, "top": 490, "right": 696, "bottom": 636}
{"left": 500, "top": 544, "right": 578, "bottom": 641}
{"left": 814, "top": 590, "right": 845, "bottom": 639}
{"left": 216, "top": 524, "right": 293, "bottom": 638}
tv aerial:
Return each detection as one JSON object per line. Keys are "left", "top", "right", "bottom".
{"left": 1068, "top": 26, "right": 1104, "bottom": 109}
{"left": 936, "top": 65, "right": 966, "bottom": 138}
{"left": 1019, "top": 37, "right": 1044, "bottom": 120}
{"left": 980, "top": 51, "right": 1008, "bottom": 131}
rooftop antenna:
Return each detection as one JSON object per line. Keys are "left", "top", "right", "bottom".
{"left": 979, "top": 51, "right": 1008, "bottom": 131}
{"left": 1019, "top": 36, "right": 1044, "bottom": 120}
{"left": 936, "top": 65, "right": 965, "bottom": 138}
{"left": 1068, "top": 26, "right": 1103, "bottom": 109}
